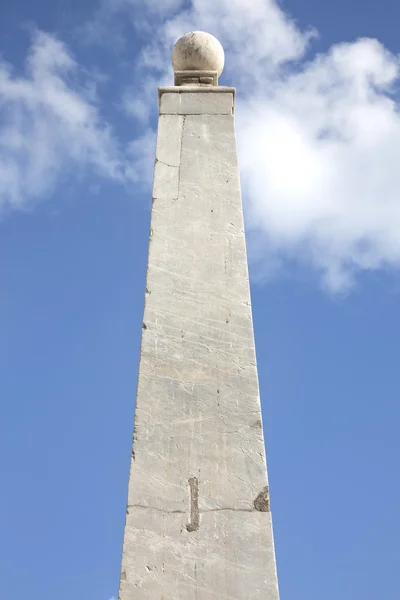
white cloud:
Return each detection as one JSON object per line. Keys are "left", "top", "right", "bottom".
{"left": 165, "top": 0, "right": 315, "bottom": 80}
{"left": 236, "top": 37, "right": 400, "bottom": 291}
{"left": 0, "top": 30, "right": 144, "bottom": 211}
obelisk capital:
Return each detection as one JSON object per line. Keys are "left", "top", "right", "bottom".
{"left": 172, "top": 31, "right": 225, "bottom": 87}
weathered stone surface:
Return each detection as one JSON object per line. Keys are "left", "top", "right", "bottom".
{"left": 152, "top": 160, "right": 180, "bottom": 200}
{"left": 160, "top": 91, "right": 234, "bottom": 115}
{"left": 172, "top": 31, "right": 225, "bottom": 76}
{"left": 155, "top": 114, "right": 183, "bottom": 167}
{"left": 118, "top": 90, "right": 280, "bottom": 600}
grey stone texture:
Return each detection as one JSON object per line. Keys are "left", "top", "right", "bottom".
{"left": 160, "top": 91, "right": 233, "bottom": 115}
{"left": 172, "top": 31, "right": 225, "bottom": 76}
{"left": 118, "top": 88, "right": 280, "bottom": 600}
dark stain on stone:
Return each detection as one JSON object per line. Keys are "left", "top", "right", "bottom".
{"left": 252, "top": 420, "right": 262, "bottom": 429}
{"left": 142, "top": 322, "right": 147, "bottom": 330}
{"left": 120, "top": 570, "right": 127, "bottom": 581}
{"left": 254, "top": 486, "right": 270, "bottom": 512}
{"left": 186, "top": 477, "right": 200, "bottom": 532}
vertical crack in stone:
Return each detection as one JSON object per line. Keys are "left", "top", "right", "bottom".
{"left": 177, "top": 115, "right": 185, "bottom": 200}
{"left": 186, "top": 477, "right": 200, "bottom": 532}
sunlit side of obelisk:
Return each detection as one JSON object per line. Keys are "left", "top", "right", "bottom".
{"left": 118, "top": 31, "right": 280, "bottom": 600}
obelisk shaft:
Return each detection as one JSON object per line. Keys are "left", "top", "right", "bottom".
{"left": 118, "top": 87, "right": 280, "bottom": 599}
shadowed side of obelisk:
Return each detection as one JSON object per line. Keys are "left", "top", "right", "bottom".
{"left": 118, "top": 31, "right": 280, "bottom": 600}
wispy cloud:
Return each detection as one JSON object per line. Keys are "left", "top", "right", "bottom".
{"left": 0, "top": 29, "right": 150, "bottom": 212}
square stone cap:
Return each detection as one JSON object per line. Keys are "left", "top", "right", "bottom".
{"left": 158, "top": 86, "right": 236, "bottom": 111}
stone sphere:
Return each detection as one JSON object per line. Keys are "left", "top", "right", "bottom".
{"left": 172, "top": 31, "right": 225, "bottom": 76}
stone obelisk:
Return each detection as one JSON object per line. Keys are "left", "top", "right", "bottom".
{"left": 118, "top": 31, "right": 280, "bottom": 600}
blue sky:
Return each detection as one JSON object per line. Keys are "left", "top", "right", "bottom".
{"left": 1, "top": 1, "right": 400, "bottom": 599}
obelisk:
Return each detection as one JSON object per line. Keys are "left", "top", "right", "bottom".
{"left": 118, "top": 31, "right": 280, "bottom": 599}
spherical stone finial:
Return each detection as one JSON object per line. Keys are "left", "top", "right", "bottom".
{"left": 172, "top": 31, "right": 225, "bottom": 78}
